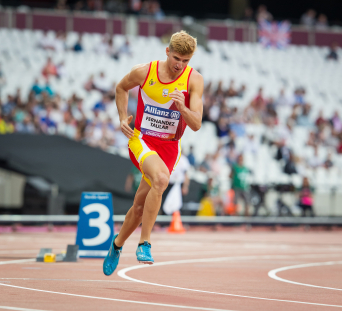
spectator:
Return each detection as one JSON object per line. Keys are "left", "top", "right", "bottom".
{"left": 284, "top": 151, "right": 297, "bottom": 175}
{"left": 315, "top": 110, "right": 325, "bottom": 128}
{"left": 42, "top": 81, "right": 55, "bottom": 97}
{"left": 297, "top": 104, "right": 312, "bottom": 126}
{"left": 323, "top": 151, "right": 334, "bottom": 169}
{"left": 0, "top": 115, "right": 14, "bottom": 134}
{"left": 2, "top": 95, "right": 16, "bottom": 116}
{"left": 93, "top": 95, "right": 111, "bottom": 112}
{"left": 256, "top": 5, "right": 273, "bottom": 22}
{"left": 230, "top": 154, "right": 250, "bottom": 216}
{"left": 187, "top": 145, "right": 196, "bottom": 167}
{"left": 297, "top": 177, "right": 315, "bottom": 217}
{"left": 56, "top": 61, "right": 68, "bottom": 79}
{"left": 275, "top": 89, "right": 290, "bottom": 106}
{"left": 42, "top": 57, "right": 57, "bottom": 80}
{"left": 54, "top": 31, "right": 66, "bottom": 52}
{"left": 199, "top": 154, "right": 211, "bottom": 173}
{"left": 95, "top": 35, "right": 110, "bottom": 54}
{"left": 244, "top": 134, "right": 259, "bottom": 155}
{"left": 40, "top": 105, "right": 57, "bottom": 134}
{"left": 38, "top": 30, "right": 55, "bottom": 50}
{"left": 108, "top": 38, "right": 120, "bottom": 60}
{"left": 73, "top": 34, "right": 83, "bottom": 52}
{"left": 326, "top": 42, "right": 339, "bottom": 61}
{"left": 199, "top": 176, "right": 223, "bottom": 215}
{"left": 301, "top": 9, "right": 316, "bottom": 28}
{"left": 125, "top": 165, "right": 142, "bottom": 193}
{"left": 307, "top": 146, "right": 322, "bottom": 169}
{"left": 31, "top": 79, "right": 43, "bottom": 96}
{"left": 93, "top": 72, "right": 111, "bottom": 93}
{"left": 84, "top": 75, "right": 95, "bottom": 92}
{"left": 151, "top": 1, "right": 165, "bottom": 20}
{"left": 330, "top": 111, "right": 342, "bottom": 134}
{"left": 16, "top": 115, "right": 35, "bottom": 133}
{"left": 316, "top": 14, "right": 328, "bottom": 30}
{"left": 120, "top": 38, "right": 132, "bottom": 56}
{"left": 243, "top": 7, "right": 254, "bottom": 22}
{"left": 0, "top": 64, "right": 5, "bottom": 97}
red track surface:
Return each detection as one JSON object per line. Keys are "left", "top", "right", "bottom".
{"left": 0, "top": 227, "right": 342, "bottom": 311}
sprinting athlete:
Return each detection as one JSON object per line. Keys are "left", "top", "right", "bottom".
{"left": 103, "top": 31, "right": 203, "bottom": 276}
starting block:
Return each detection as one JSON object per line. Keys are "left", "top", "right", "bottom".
{"left": 36, "top": 248, "right": 52, "bottom": 262}
{"left": 44, "top": 253, "right": 56, "bottom": 263}
{"left": 36, "top": 245, "right": 78, "bottom": 263}
{"left": 63, "top": 244, "right": 79, "bottom": 262}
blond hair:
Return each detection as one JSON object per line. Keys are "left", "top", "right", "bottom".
{"left": 169, "top": 31, "right": 197, "bottom": 55}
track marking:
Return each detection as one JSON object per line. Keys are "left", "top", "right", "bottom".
{"left": 0, "top": 283, "right": 234, "bottom": 311}
{"left": 0, "top": 307, "right": 49, "bottom": 311}
{"left": 268, "top": 261, "right": 342, "bottom": 290}
{"left": 117, "top": 254, "right": 342, "bottom": 308}
{"left": 0, "top": 278, "right": 131, "bottom": 283}
{"left": 0, "top": 259, "right": 35, "bottom": 265}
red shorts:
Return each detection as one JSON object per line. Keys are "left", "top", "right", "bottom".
{"left": 128, "top": 128, "right": 181, "bottom": 186}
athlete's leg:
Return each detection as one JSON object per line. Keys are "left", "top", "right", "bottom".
{"left": 139, "top": 154, "right": 170, "bottom": 244}
{"left": 115, "top": 178, "right": 151, "bottom": 247}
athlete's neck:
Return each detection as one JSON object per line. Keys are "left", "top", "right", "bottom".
{"left": 158, "top": 60, "right": 184, "bottom": 83}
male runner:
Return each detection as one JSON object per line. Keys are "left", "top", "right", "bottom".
{"left": 103, "top": 31, "right": 203, "bottom": 276}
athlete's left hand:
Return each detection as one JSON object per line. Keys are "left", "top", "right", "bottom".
{"left": 169, "top": 88, "right": 185, "bottom": 111}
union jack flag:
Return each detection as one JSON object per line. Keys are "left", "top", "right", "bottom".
{"left": 258, "top": 20, "right": 291, "bottom": 49}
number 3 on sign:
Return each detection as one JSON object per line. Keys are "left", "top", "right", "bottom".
{"left": 82, "top": 203, "right": 111, "bottom": 246}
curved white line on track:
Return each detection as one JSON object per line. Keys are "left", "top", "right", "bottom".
{"left": 0, "top": 278, "right": 131, "bottom": 283}
{"left": 268, "top": 261, "right": 342, "bottom": 291}
{"left": 0, "top": 258, "right": 233, "bottom": 311}
{"left": 117, "top": 254, "right": 342, "bottom": 308}
{"left": 0, "top": 283, "right": 233, "bottom": 311}
{"left": 0, "top": 259, "right": 35, "bottom": 265}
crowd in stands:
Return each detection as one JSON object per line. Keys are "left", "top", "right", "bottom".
{"left": 242, "top": 4, "right": 331, "bottom": 29}
{"left": 54, "top": 0, "right": 165, "bottom": 19}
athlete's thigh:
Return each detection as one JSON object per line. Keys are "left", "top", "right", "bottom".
{"left": 133, "top": 178, "right": 151, "bottom": 207}
{"left": 142, "top": 154, "right": 170, "bottom": 183}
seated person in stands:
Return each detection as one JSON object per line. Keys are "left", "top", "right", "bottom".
{"left": 326, "top": 42, "right": 338, "bottom": 61}
{"left": 42, "top": 57, "right": 57, "bottom": 80}
{"left": 73, "top": 34, "right": 83, "bottom": 52}
{"left": 297, "top": 177, "right": 315, "bottom": 217}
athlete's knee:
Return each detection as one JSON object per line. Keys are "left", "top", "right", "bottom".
{"left": 132, "top": 203, "right": 144, "bottom": 218}
{"left": 152, "top": 171, "right": 169, "bottom": 193}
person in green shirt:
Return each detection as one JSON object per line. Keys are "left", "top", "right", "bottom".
{"left": 230, "top": 154, "right": 250, "bottom": 216}
{"left": 125, "top": 166, "right": 142, "bottom": 193}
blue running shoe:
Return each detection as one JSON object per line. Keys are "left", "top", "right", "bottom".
{"left": 103, "top": 234, "right": 122, "bottom": 276}
{"left": 136, "top": 241, "right": 154, "bottom": 264}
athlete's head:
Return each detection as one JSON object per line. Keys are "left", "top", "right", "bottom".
{"left": 166, "top": 31, "right": 197, "bottom": 73}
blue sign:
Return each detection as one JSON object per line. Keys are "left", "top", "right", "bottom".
{"left": 76, "top": 192, "right": 114, "bottom": 258}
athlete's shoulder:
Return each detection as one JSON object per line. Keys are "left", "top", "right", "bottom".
{"left": 189, "top": 69, "right": 204, "bottom": 91}
{"left": 128, "top": 63, "right": 150, "bottom": 85}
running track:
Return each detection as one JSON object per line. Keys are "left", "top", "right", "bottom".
{"left": 0, "top": 227, "right": 341, "bottom": 310}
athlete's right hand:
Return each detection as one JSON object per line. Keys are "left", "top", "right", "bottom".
{"left": 120, "top": 115, "right": 134, "bottom": 139}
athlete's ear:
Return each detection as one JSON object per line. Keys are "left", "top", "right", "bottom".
{"left": 166, "top": 47, "right": 170, "bottom": 57}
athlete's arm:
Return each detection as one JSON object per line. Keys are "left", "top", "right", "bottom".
{"left": 116, "top": 63, "right": 149, "bottom": 138}
{"left": 169, "top": 70, "right": 203, "bottom": 132}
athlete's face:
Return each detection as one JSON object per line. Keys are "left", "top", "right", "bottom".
{"left": 166, "top": 47, "right": 192, "bottom": 73}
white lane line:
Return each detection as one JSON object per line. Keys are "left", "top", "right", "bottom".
{"left": 0, "top": 258, "right": 233, "bottom": 311}
{"left": 0, "top": 306, "right": 49, "bottom": 311}
{"left": 268, "top": 261, "right": 342, "bottom": 291}
{"left": 0, "top": 283, "right": 234, "bottom": 311}
{"left": 0, "top": 278, "right": 131, "bottom": 283}
{"left": 0, "top": 259, "right": 35, "bottom": 265}
{"left": 117, "top": 254, "right": 342, "bottom": 308}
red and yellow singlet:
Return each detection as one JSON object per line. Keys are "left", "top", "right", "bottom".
{"left": 128, "top": 60, "right": 193, "bottom": 186}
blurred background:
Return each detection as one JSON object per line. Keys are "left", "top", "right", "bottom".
{"left": 0, "top": 0, "right": 341, "bottom": 220}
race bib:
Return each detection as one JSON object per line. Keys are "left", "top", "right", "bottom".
{"left": 141, "top": 104, "right": 181, "bottom": 139}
